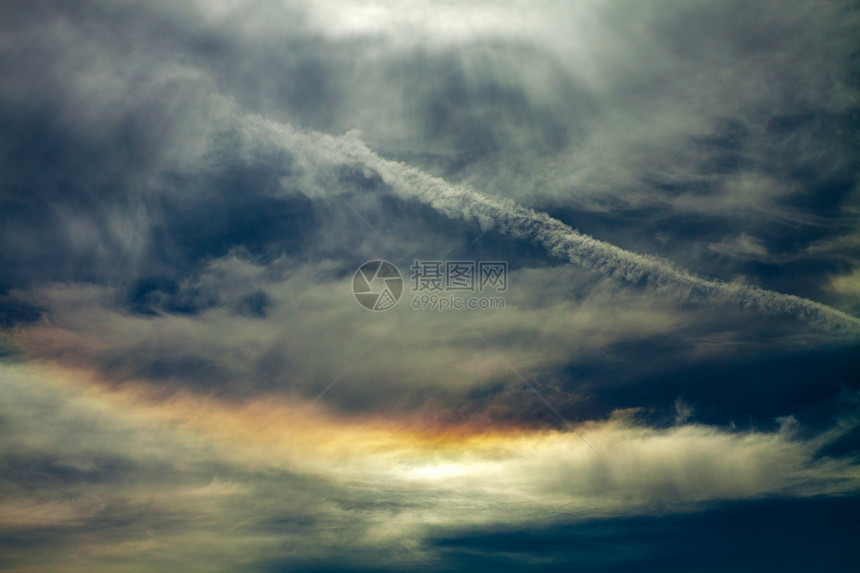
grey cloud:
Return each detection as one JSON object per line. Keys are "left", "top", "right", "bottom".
{"left": 1, "top": 1, "right": 859, "bottom": 570}
{"left": 9, "top": 259, "right": 688, "bottom": 416}
{"left": 1, "top": 0, "right": 857, "bottom": 293}
{"left": 708, "top": 233, "right": 770, "bottom": 261}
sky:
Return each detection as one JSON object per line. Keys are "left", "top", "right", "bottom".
{"left": 1, "top": 1, "right": 859, "bottom": 571}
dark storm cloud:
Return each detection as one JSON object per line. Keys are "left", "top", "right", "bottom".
{"left": 1, "top": 1, "right": 860, "bottom": 572}
{"left": 0, "top": 0, "right": 857, "bottom": 424}
{"left": 0, "top": 0, "right": 856, "bottom": 431}
{"left": 422, "top": 495, "right": 860, "bottom": 573}
{"left": 555, "top": 334, "right": 860, "bottom": 431}
{"left": 0, "top": 292, "right": 43, "bottom": 328}
{"left": 1, "top": 0, "right": 858, "bottom": 300}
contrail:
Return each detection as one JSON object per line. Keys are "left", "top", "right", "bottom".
{"left": 261, "top": 121, "right": 860, "bottom": 335}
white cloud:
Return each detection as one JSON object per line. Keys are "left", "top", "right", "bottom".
{"left": 1, "top": 361, "right": 858, "bottom": 571}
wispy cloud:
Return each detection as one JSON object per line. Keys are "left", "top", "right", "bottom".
{"left": 256, "top": 121, "right": 860, "bottom": 334}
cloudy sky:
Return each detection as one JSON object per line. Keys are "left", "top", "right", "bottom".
{"left": 1, "top": 1, "right": 859, "bottom": 571}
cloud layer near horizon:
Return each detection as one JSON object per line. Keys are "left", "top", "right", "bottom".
{"left": 1, "top": 361, "right": 858, "bottom": 572}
